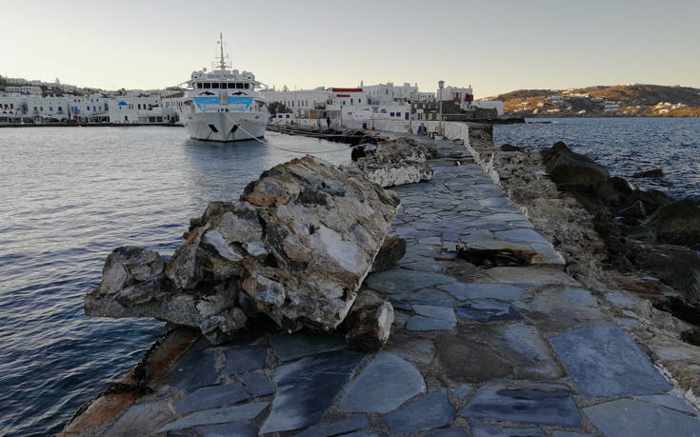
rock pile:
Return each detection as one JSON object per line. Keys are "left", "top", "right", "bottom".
{"left": 86, "top": 156, "right": 401, "bottom": 346}
{"left": 352, "top": 139, "right": 434, "bottom": 188}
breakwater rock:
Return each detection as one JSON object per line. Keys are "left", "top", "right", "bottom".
{"left": 86, "top": 156, "right": 400, "bottom": 344}
{"left": 352, "top": 139, "right": 434, "bottom": 188}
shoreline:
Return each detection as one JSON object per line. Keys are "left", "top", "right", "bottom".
{"left": 467, "top": 125, "right": 700, "bottom": 400}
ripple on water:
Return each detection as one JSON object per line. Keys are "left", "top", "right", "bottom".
{"left": 0, "top": 126, "right": 351, "bottom": 436}
{"left": 495, "top": 117, "right": 700, "bottom": 198}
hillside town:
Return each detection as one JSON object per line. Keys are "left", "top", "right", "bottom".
{"left": 0, "top": 75, "right": 504, "bottom": 126}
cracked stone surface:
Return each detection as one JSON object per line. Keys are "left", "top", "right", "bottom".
{"left": 339, "top": 352, "right": 426, "bottom": 414}
{"left": 73, "top": 137, "right": 700, "bottom": 437}
{"left": 549, "top": 324, "right": 672, "bottom": 398}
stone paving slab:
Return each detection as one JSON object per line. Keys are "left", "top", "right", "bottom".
{"left": 73, "top": 137, "right": 700, "bottom": 437}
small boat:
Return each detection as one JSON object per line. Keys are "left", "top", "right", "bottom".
{"left": 177, "top": 34, "right": 269, "bottom": 142}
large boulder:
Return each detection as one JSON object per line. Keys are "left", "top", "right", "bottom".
{"left": 542, "top": 142, "right": 609, "bottom": 192}
{"left": 86, "top": 156, "right": 401, "bottom": 343}
{"left": 650, "top": 198, "right": 700, "bottom": 248}
{"left": 353, "top": 139, "right": 434, "bottom": 188}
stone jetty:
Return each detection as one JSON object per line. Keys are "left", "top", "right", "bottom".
{"left": 65, "top": 132, "right": 700, "bottom": 436}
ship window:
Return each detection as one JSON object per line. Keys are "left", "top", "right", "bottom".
{"left": 203, "top": 83, "right": 211, "bottom": 89}
{"left": 212, "top": 83, "right": 220, "bottom": 89}
{"left": 234, "top": 83, "right": 241, "bottom": 89}
{"left": 196, "top": 83, "right": 202, "bottom": 89}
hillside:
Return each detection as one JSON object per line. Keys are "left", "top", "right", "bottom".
{"left": 494, "top": 84, "right": 700, "bottom": 117}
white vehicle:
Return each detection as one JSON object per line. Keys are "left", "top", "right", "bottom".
{"left": 178, "top": 34, "right": 268, "bottom": 142}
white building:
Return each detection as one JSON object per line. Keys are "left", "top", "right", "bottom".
{"left": 472, "top": 100, "right": 505, "bottom": 116}
{"left": 108, "top": 94, "right": 164, "bottom": 124}
{"left": 437, "top": 82, "right": 474, "bottom": 104}
{"left": 363, "top": 82, "right": 418, "bottom": 104}
{"left": 260, "top": 87, "right": 330, "bottom": 114}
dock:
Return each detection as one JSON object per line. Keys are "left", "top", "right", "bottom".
{"left": 64, "top": 135, "right": 700, "bottom": 436}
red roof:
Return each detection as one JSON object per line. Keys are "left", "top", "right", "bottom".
{"left": 330, "top": 88, "right": 363, "bottom": 93}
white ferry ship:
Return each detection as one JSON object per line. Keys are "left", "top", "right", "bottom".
{"left": 178, "top": 34, "right": 268, "bottom": 142}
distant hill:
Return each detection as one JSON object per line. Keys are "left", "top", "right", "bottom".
{"left": 493, "top": 84, "right": 700, "bottom": 117}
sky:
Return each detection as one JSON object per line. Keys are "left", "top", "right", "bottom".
{"left": 2, "top": 0, "right": 699, "bottom": 97}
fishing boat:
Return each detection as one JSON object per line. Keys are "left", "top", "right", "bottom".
{"left": 178, "top": 34, "right": 268, "bottom": 142}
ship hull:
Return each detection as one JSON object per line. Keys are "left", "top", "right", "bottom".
{"left": 185, "top": 111, "right": 267, "bottom": 142}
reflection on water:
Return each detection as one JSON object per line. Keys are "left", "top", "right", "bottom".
{"left": 0, "top": 126, "right": 350, "bottom": 436}
{"left": 495, "top": 117, "right": 700, "bottom": 198}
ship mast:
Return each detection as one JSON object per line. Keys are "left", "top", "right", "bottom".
{"left": 217, "top": 33, "right": 227, "bottom": 71}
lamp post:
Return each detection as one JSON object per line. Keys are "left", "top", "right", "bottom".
{"left": 438, "top": 80, "right": 445, "bottom": 136}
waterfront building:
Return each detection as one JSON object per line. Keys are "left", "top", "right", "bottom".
{"left": 363, "top": 82, "right": 418, "bottom": 104}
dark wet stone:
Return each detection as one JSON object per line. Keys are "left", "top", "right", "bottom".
{"left": 450, "top": 384, "right": 473, "bottom": 400}
{"left": 339, "top": 352, "right": 426, "bottom": 414}
{"left": 166, "top": 346, "right": 220, "bottom": 391}
{"left": 365, "top": 269, "right": 454, "bottom": 294}
{"left": 386, "top": 337, "right": 436, "bottom": 366}
{"left": 107, "top": 400, "right": 175, "bottom": 436}
{"left": 494, "top": 228, "right": 548, "bottom": 244}
{"left": 270, "top": 334, "right": 346, "bottom": 363}
{"left": 260, "top": 351, "right": 364, "bottom": 434}
{"left": 549, "top": 324, "right": 672, "bottom": 398}
{"left": 634, "top": 393, "right": 699, "bottom": 416}
{"left": 341, "top": 432, "right": 378, "bottom": 437}
{"left": 174, "top": 383, "right": 251, "bottom": 415}
{"left": 407, "top": 316, "right": 456, "bottom": 331}
{"left": 550, "top": 432, "right": 593, "bottom": 437}
{"left": 470, "top": 421, "right": 545, "bottom": 437}
{"left": 160, "top": 401, "right": 269, "bottom": 432}
{"left": 238, "top": 370, "right": 274, "bottom": 398}
{"left": 384, "top": 390, "right": 455, "bottom": 433}
{"left": 295, "top": 415, "right": 369, "bottom": 437}
{"left": 456, "top": 300, "right": 522, "bottom": 322}
{"left": 413, "top": 304, "right": 456, "bottom": 321}
{"left": 461, "top": 383, "right": 581, "bottom": 427}
{"left": 436, "top": 323, "right": 561, "bottom": 382}
{"left": 390, "top": 288, "right": 456, "bottom": 307}
{"left": 185, "top": 421, "right": 257, "bottom": 437}
{"left": 438, "top": 282, "right": 526, "bottom": 302}
{"left": 221, "top": 344, "right": 267, "bottom": 376}
{"left": 584, "top": 398, "right": 700, "bottom": 437}
{"left": 427, "top": 428, "right": 469, "bottom": 437}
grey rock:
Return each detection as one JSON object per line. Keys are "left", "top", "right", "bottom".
{"left": 165, "top": 345, "right": 220, "bottom": 391}
{"left": 238, "top": 370, "right": 274, "bottom": 398}
{"left": 386, "top": 337, "right": 436, "bottom": 366}
{"left": 160, "top": 401, "right": 269, "bottom": 432}
{"left": 461, "top": 382, "right": 581, "bottom": 427}
{"left": 634, "top": 393, "right": 699, "bottom": 416}
{"left": 295, "top": 415, "right": 369, "bottom": 437}
{"left": 470, "top": 421, "right": 545, "bottom": 437}
{"left": 584, "top": 398, "right": 700, "bottom": 437}
{"left": 260, "top": 351, "right": 364, "bottom": 434}
{"left": 406, "top": 316, "right": 456, "bottom": 331}
{"left": 456, "top": 300, "right": 522, "bottom": 322}
{"left": 174, "top": 383, "right": 251, "bottom": 415}
{"left": 186, "top": 421, "right": 257, "bottom": 437}
{"left": 339, "top": 352, "right": 426, "bottom": 414}
{"left": 344, "top": 290, "right": 395, "bottom": 351}
{"left": 413, "top": 305, "right": 457, "bottom": 322}
{"left": 549, "top": 324, "right": 672, "bottom": 398}
{"left": 221, "top": 344, "right": 267, "bottom": 376}
{"left": 354, "top": 138, "right": 434, "bottom": 188}
{"left": 383, "top": 390, "right": 455, "bottom": 433}
{"left": 371, "top": 236, "right": 407, "bottom": 273}
{"left": 86, "top": 157, "right": 401, "bottom": 342}
{"left": 438, "top": 282, "right": 526, "bottom": 302}
{"left": 365, "top": 269, "right": 454, "bottom": 294}
{"left": 105, "top": 401, "right": 174, "bottom": 437}
{"left": 520, "top": 286, "right": 604, "bottom": 329}
{"left": 271, "top": 334, "right": 346, "bottom": 363}
{"left": 550, "top": 432, "right": 593, "bottom": 437}
{"left": 427, "top": 428, "right": 469, "bottom": 437}
{"left": 450, "top": 384, "right": 474, "bottom": 400}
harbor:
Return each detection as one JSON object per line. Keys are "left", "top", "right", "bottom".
{"left": 4, "top": 2, "right": 700, "bottom": 435}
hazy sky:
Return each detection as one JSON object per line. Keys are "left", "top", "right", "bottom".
{"left": 3, "top": 0, "right": 699, "bottom": 96}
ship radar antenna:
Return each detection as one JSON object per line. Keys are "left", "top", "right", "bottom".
{"left": 217, "top": 32, "right": 228, "bottom": 71}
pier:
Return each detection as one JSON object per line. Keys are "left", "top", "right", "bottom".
{"left": 64, "top": 132, "right": 700, "bottom": 436}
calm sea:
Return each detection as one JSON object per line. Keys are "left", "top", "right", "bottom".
{"left": 0, "top": 126, "right": 350, "bottom": 436}
{"left": 495, "top": 117, "right": 700, "bottom": 198}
